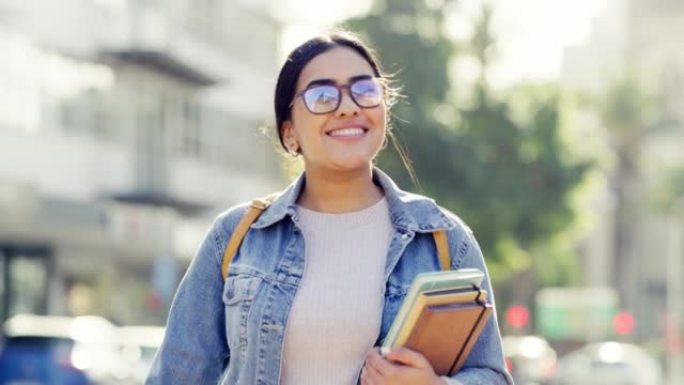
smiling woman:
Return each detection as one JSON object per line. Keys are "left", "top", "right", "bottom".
{"left": 145, "top": 31, "right": 513, "bottom": 385}
{"left": 279, "top": 46, "right": 387, "bottom": 184}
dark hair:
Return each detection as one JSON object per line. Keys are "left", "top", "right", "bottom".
{"left": 274, "top": 31, "right": 392, "bottom": 149}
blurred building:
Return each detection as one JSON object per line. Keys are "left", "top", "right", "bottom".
{"left": 561, "top": 0, "right": 684, "bottom": 373}
{"left": 0, "top": 0, "right": 285, "bottom": 325}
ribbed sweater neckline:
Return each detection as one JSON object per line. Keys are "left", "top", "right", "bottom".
{"left": 295, "top": 197, "right": 389, "bottom": 232}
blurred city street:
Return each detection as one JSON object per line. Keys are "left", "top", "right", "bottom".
{"left": 0, "top": 0, "right": 683, "bottom": 384}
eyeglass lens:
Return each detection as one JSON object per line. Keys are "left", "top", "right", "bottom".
{"left": 302, "top": 78, "right": 383, "bottom": 114}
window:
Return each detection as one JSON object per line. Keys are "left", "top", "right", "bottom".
{"left": 180, "top": 99, "right": 202, "bottom": 158}
{"left": 0, "top": 249, "right": 49, "bottom": 320}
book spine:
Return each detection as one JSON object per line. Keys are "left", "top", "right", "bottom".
{"left": 383, "top": 285, "right": 421, "bottom": 347}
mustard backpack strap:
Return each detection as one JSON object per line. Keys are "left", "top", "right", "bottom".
{"left": 221, "top": 196, "right": 276, "bottom": 280}
{"left": 433, "top": 230, "right": 451, "bottom": 271}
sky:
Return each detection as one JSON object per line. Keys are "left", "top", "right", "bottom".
{"left": 272, "top": 0, "right": 610, "bottom": 88}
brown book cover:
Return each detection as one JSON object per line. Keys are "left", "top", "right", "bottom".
{"left": 401, "top": 299, "right": 492, "bottom": 375}
{"left": 394, "top": 289, "right": 487, "bottom": 347}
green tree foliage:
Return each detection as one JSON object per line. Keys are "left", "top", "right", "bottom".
{"left": 345, "top": 0, "right": 589, "bottom": 280}
{"left": 660, "top": 167, "right": 684, "bottom": 210}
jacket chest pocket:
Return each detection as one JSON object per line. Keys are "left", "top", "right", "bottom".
{"left": 222, "top": 274, "right": 263, "bottom": 353}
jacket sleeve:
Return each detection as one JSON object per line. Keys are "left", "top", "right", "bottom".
{"left": 145, "top": 211, "right": 239, "bottom": 385}
{"left": 444, "top": 225, "right": 514, "bottom": 385}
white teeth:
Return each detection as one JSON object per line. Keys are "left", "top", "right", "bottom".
{"left": 328, "top": 127, "right": 365, "bottom": 137}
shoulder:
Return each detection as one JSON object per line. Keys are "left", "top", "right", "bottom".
{"left": 429, "top": 203, "right": 482, "bottom": 266}
{"left": 211, "top": 202, "right": 252, "bottom": 243}
{"left": 395, "top": 192, "right": 483, "bottom": 268}
{"left": 395, "top": 188, "right": 473, "bottom": 236}
{"left": 376, "top": 169, "right": 471, "bottom": 236}
{"left": 438, "top": 205, "right": 474, "bottom": 237}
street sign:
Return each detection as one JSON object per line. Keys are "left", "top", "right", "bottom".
{"left": 536, "top": 287, "right": 618, "bottom": 340}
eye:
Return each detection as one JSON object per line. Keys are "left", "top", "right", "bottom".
{"left": 305, "top": 86, "right": 339, "bottom": 106}
{"left": 317, "top": 91, "right": 337, "bottom": 104}
{"left": 351, "top": 79, "right": 383, "bottom": 105}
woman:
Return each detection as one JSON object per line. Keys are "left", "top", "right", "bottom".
{"left": 146, "top": 31, "right": 512, "bottom": 385}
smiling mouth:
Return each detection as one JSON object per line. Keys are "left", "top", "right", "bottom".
{"left": 326, "top": 127, "right": 368, "bottom": 137}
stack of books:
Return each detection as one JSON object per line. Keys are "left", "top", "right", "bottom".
{"left": 381, "top": 268, "right": 492, "bottom": 376}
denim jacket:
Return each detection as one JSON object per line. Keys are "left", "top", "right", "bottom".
{"left": 146, "top": 169, "right": 513, "bottom": 385}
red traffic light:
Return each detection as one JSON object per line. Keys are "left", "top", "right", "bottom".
{"left": 612, "top": 311, "right": 635, "bottom": 335}
{"left": 506, "top": 305, "right": 530, "bottom": 329}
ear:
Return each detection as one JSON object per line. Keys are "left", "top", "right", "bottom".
{"left": 281, "top": 120, "right": 296, "bottom": 144}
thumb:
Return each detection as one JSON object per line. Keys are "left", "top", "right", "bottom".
{"left": 384, "top": 347, "right": 431, "bottom": 369}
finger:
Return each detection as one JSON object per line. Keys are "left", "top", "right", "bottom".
{"left": 361, "top": 362, "right": 383, "bottom": 385}
{"left": 360, "top": 366, "right": 371, "bottom": 385}
{"left": 366, "top": 348, "right": 397, "bottom": 376}
{"left": 384, "top": 347, "right": 432, "bottom": 369}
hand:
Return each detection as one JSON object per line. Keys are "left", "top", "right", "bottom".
{"left": 360, "top": 347, "right": 446, "bottom": 385}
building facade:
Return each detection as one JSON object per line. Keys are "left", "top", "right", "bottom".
{"left": 561, "top": 0, "right": 683, "bottom": 381}
{"left": 0, "top": 0, "right": 285, "bottom": 325}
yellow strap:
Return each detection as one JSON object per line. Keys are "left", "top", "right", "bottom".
{"left": 433, "top": 230, "right": 451, "bottom": 271}
{"left": 221, "top": 197, "right": 273, "bottom": 280}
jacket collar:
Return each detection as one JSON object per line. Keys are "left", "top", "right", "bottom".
{"left": 252, "top": 168, "right": 454, "bottom": 233}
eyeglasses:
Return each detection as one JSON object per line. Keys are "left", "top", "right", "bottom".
{"left": 290, "top": 77, "right": 385, "bottom": 114}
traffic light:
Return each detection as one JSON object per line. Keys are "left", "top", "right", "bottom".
{"left": 612, "top": 311, "right": 635, "bottom": 335}
{"left": 506, "top": 304, "right": 530, "bottom": 330}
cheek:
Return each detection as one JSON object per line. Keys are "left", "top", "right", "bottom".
{"left": 370, "top": 106, "right": 388, "bottom": 131}
{"left": 290, "top": 109, "right": 327, "bottom": 143}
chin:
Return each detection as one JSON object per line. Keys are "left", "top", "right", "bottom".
{"left": 329, "top": 155, "right": 375, "bottom": 172}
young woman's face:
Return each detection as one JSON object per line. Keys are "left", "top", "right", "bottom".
{"left": 281, "top": 47, "right": 387, "bottom": 173}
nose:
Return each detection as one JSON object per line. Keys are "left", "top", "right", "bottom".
{"left": 335, "top": 89, "right": 360, "bottom": 117}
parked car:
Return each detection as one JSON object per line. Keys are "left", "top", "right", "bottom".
{"left": 0, "top": 314, "right": 123, "bottom": 385}
{"left": 553, "top": 341, "right": 663, "bottom": 385}
{"left": 115, "top": 325, "right": 165, "bottom": 384}
{"left": 503, "top": 335, "right": 557, "bottom": 384}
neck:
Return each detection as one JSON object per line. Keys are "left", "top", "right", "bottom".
{"left": 297, "top": 166, "right": 384, "bottom": 213}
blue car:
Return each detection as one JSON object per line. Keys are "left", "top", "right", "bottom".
{"left": 0, "top": 335, "right": 91, "bottom": 384}
{"left": 0, "top": 314, "right": 121, "bottom": 385}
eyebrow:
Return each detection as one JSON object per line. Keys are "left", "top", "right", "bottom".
{"left": 304, "top": 74, "right": 373, "bottom": 89}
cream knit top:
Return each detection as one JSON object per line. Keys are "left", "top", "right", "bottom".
{"left": 280, "top": 198, "right": 393, "bottom": 385}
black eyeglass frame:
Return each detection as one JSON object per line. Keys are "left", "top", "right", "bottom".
{"left": 289, "top": 77, "right": 386, "bottom": 115}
